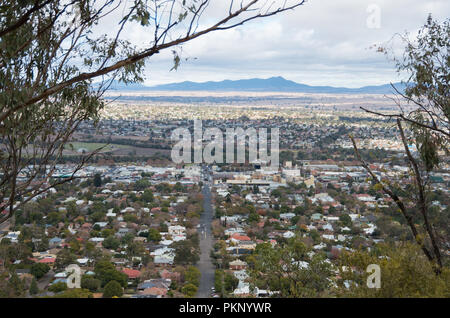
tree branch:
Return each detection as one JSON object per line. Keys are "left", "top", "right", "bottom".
{"left": 396, "top": 119, "right": 442, "bottom": 270}
{"left": 348, "top": 134, "right": 437, "bottom": 269}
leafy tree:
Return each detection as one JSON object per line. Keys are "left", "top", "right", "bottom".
{"left": 336, "top": 243, "right": 450, "bottom": 297}
{"left": 247, "top": 211, "right": 260, "bottom": 224}
{"left": 224, "top": 272, "right": 239, "bottom": 293}
{"left": 249, "top": 240, "right": 332, "bottom": 297}
{"left": 181, "top": 283, "right": 198, "bottom": 297}
{"left": 339, "top": 214, "right": 353, "bottom": 228}
{"left": 214, "top": 270, "right": 224, "bottom": 295}
{"left": 94, "top": 261, "right": 127, "bottom": 287}
{"left": 174, "top": 182, "right": 183, "bottom": 192}
{"left": 173, "top": 240, "right": 199, "bottom": 265}
{"left": 126, "top": 241, "right": 145, "bottom": 260}
{"left": 93, "top": 173, "right": 102, "bottom": 187}
{"left": 294, "top": 205, "right": 306, "bottom": 215}
{"left": 271, "top": 189, "right": 283, "bottom": 198}
{"left": 47, "top": 212, "right": 62, "bottom": 225}
{"left": 30, "top": 263, "right": 50, "bottom": 279}
{"left": 55, "top": 248, "right": 77, "bottom": 270}
{"left": 147, "top": 228, "right": 162, "bottom": 242}
{"left": 48, "top": 282, "right": 67, "bottom": 293}
{"left": 66, "top": 201, "right": 79, "bottom": 219}
{"left": 29, "top": 277, "right": 39, "bottom": 295}
{"left": 103, "top": 280, "right": 123, "bottom": 298}
{"left": 159, "top": 222, "right": 169, "bottom": 233}
{"left": 123, "top": 214, "right": 138, "bottom": 223}
{"left": 7, "top": 273, "right": 24, "bottom": 297}
{"left": 141, "top": 189, "right": 154, "bottom": 203}
{"left": 81, "top": 276, "right": 101, "bottom": 292}
{"left": 185, "top": 266, "right": 201, "bottom": 287}
{"left": 351, "top": 16, "right": 449, "bottom": 274}
{"left": 103, "top": 236, "right": 121, "bottom": 250}
{"left": 309, "top": 230, "right": 320, "bottom": 244}
{"left": 134, "top": 178, "right": 151, "bottom": 191}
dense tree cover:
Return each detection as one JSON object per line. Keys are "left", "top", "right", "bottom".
{"left": 48, "top": 282, "right": 67, "bottom": 293}
{"left": 173, "top": 237, "right": 200, "bottom": 266}
{"left": 93, "top": 173, "right": 102, "bottom": 187}
{"left": 214, "top": 270, "right": 224, "bottom": 296}
{"left": 126, "top": 241, "right": 146, "bottom": 261}
{"left": 335, "top": 243, "right": 450, "bottom": 297}
{"left": 81, "top": 275, "right": 101, "bottom": 292}
{"left": 55, "top": 248, "right": 77, "bottom": 270}
{"left": 29, "top": 278, "right": 39, "bottom": 295}
{"left": 94, "top": 260, "right": 127, "bottom": 288}
{"left": 147, "top": 228, "right": 162, "bottom": 242}
{"left": 102, "top": 236, "right": 121, "bottom": 251}
{"left": 214, "top": 269, "right": 239, "bottom": 296}
{"left": 141, "top": 189, "right": 154, "bottom": 203}
{"left": 30, "top": 263, "right": 50, "bottom": 279}
{"left": 247, "top": 239, "right": 333, "bottom": 297}
{"left": 296, "top": 145, "right": 395, "bottom": 163}
{"left": 49, "top": 288, "right": 93, "bottom": 298}
{"left": 339, "top": 214, "right": 352, "bottom": 228}
{"left": 184, "top": 266, "right": 201, "bottom": 287}
{"left": 5, "top": 273, "right": 24, "bottom": 297}
{"left": 181, "top": 283, "right": 198, "bottom": 298}
{"left": 0, "top": 241, "right": 32, "bottom": 268}
{"left": 247, "top": 236, "right": 450, "bottom": 298}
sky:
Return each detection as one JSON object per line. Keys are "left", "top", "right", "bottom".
{"left": 98, "top": 0, "right": 450, "bottom": 88}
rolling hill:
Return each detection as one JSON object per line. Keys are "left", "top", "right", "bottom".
{"left": 103, "top": 76, "right": 406, "bottom": 94}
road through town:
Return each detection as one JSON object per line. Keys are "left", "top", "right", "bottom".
{"left": 196, "top": 174, "right": 215, "bottom": 298}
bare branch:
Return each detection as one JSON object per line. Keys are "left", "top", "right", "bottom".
{"left": 348, "top": 134, "right": 438, "bottom": 270}
{"left": 396, "top": 119, "right": 442, "bottom": 270}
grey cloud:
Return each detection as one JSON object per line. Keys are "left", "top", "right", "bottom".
{"left": 94, "top": 0, "right": 450, "bottom": 87}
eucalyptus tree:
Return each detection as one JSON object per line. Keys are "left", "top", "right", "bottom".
{"left": 350, "top": 16, "right": 449, "bottom": 273}
{"left": 248, "top": 240, "right": 333, "bottom": 297}
{"left": 0, "top": 0, "right": 306, "bottom": 223}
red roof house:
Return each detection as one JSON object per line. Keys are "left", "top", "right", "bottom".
{"left": 122, "top": 268, "right": 141, "bottom": 279}
{"left": 230, "top": 233, "right": 251, "bottom": 241}
{"left": 38, "top": 257, "right": 56, "bottom": 264}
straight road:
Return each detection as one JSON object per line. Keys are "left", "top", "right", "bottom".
{"left": 196, "top": 180, "right": 215, "bottom": 298}
{"left": 0, "top": 219, "right": 10, "bottom": 232}
{"left": 37, "top": 270, "right": 54, "bottom": 290}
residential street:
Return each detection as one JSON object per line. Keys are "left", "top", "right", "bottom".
{"left": 196, "top": 174, "right": 215, "bottom": 298}
{"left": 37, "top": 270, "right": 54, "bottom": 290}
{"left": 0, "top": 219, "right": 10, "bottom": 232}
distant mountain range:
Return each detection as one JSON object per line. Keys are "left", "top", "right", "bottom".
{"left": 103, "top": 76, "right": 405, "bottom": 94}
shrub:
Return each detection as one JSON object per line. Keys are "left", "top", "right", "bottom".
{"left": 103, "top": 280, "right": 123, "bottom": 298}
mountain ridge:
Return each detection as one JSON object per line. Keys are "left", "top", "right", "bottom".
{"left": 103, "top": 76, "right": 406, "bottom": 94}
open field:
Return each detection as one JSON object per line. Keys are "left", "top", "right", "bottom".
{"left": 63, "top": 141, "right": 170, "bottom": 158}
{"left": 64, "top": 142, "right": 128, "bottom": 153}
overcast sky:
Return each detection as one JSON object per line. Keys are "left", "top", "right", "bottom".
{"left": 103, "top": 0, "right": 450, "bottom": 88}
